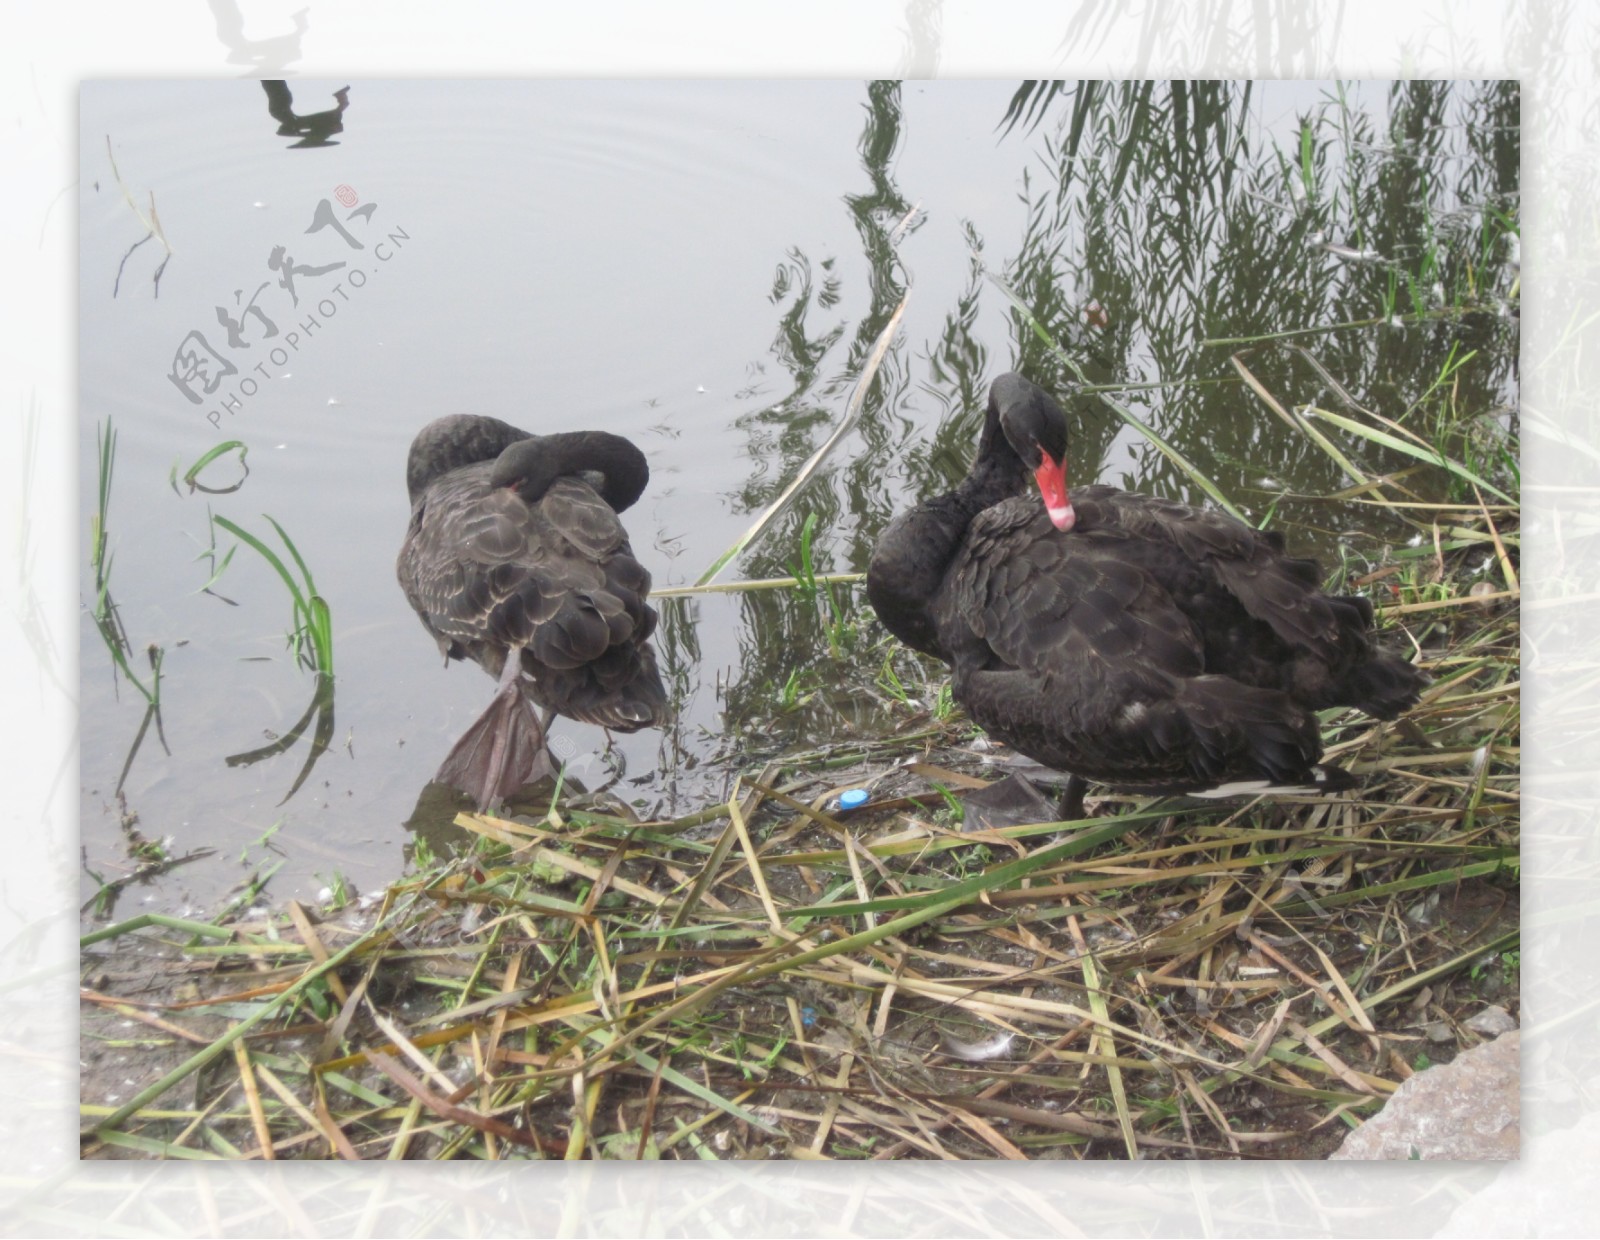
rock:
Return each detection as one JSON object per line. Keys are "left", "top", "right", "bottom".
{"left": 1424, "top": 1020, "right": 1455, "bottom": 1044}
{"left": 1464, "top": 1004, "right": 1518, "bottom": 1036}
{"left": 1331, "top": 1030, "right": 1519, "bottom": 1160}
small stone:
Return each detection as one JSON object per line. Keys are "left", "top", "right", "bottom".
{"left": 1464, "top": 1004, "right": 1518, "bottom": 1036}
{"left": 1424, "top": 1020, "right": 1455, "bottom": 1044}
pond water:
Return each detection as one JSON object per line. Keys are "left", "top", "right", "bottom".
{"left": 78, "top": 79, "right": 1519, "bottom": 920}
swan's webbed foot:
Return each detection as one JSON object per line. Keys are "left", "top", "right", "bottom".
{"left": 436, "top": 658, "right": 555, "bottom": 810}
{"left": 962, "top": 773, "right": 1059, "bottom": 830}
{"left": 962, "top": 772, "right": 1093, "bottom": 830}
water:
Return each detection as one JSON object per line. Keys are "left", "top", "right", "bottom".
{"left": 78, "top": 79, "right": 1519, "bottom": 919}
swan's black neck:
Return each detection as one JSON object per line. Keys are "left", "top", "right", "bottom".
{"left": 406, "top": 416, "right": 649, "bottom": 514}
{"left": 865, "top": 383, "right": 1033, "bottom": 658}
{"left": 965, "top": 397, "right": 1033, "bottom": 511}
{"left": 491, "top": 431, "right": 649, "bottom": 512}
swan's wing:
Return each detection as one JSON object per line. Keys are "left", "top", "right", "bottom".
{"left": 1083, "top": 487, "right": 1426, "bottom": 716}
{"left": 946, "top": 497, "right": 1203, "bottom": 688}
{"left": 938, "top": 495, "right": 1325, "bottom": 788}
{"left": 1083, "top": 487, "right": 1346, "bottom": 663}
{"left": 398, "top": 467, "right": 588, "bottom": 657}
{"left": 398, "top": 469, "right": 665, "bottom": 724}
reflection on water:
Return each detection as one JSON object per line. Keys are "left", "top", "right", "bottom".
{"left": 78, "top": 79, "right": 1518, "bottom": 917}
{"left": 223, "top": 672, "right": 335, "bottom": 803}
{"left": 261, "top": 81, "right": 353, "bottom": 149}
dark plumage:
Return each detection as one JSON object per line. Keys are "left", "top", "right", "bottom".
{"left": 866, "top": 373, "right": 1427, "bottom": 816}
{"left": 397, "top": 414, "right": 667, "bottom": 808}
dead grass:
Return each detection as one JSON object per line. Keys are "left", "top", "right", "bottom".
{"left": 80, "top": 528, "right": 1517, "bottom": 1162}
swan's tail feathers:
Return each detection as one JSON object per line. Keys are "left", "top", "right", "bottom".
{"left": 540, "top": 642, "right": 670, "bottom": 733}
{"left": 566, "top": 678, "right": 669, "bottom": 731}
{"left": 436, "top": 667, "right": 554, "bottom": 810}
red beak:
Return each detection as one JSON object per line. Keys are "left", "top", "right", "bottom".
{"left": 1033, "top": 452, "right": 1074, "bottom": 531}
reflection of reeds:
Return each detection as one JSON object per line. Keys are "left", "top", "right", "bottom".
{"left": 992, "top": 80, "right": 1519, "bottom": 519}
{"left": 695, "top": 267, "right": 911, "bottom": 586}
{"left": 212, "top": 514, "right": 334, "bottom": 676}
{"left": 90, "top": 419, "right": 162, "bottom": 710}
{"left": 90, "top": 418, "right": 168, "bottom": 792}
{"left": 224, "top": 672, "right": 336, "bottom": 805}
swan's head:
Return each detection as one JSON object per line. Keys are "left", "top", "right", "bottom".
{"left": 490, "top": 438, "right": 560, "bottom": 503}
{"left": 992, "top": 373, "right": 1074, "bottom": 531}
{"left": 490, "top": 431, "right": 650, "bottom": 513}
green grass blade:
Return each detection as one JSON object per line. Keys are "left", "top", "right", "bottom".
{"left": 194, "top": 543, "right": 238, "bottom": 595}
{"left": 1077, "top": 939, "right": 1138, "bottom": 1159}
{"left": 654, "top": 572, "right": 864, "bottom": 600}
{"left": 213, "top": 516, "right": 310, "bottom": 620}
{"left": 263, "top": 513, "right": 319, "bottom": 597}
{"left": 589, "top": 1036, "right": 782, "bottom": 1136}
{"left": 181, "top": 440, "right": 249, "bottom": 493}
{"left": 80, "top": 913, "right": 235, "bottom": 948}
{"left": 1096, "top": 396, "right": 1248, "bottom": 521}
{"left": 1304, "top": 407, "right": 1516, "bottom": 504}
{"left": 307, "top": 595, "right": 334, "bottom": 675}
{"left": 1230, "top": 352, "right": 1382, "bottom": 497}
{"left": 788, "top": 809, "right": 1153, "bottom": 921}
{"left": 91, "top": 1129, "right": 224, "bottom": 1160}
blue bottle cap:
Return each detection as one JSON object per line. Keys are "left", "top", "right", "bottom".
{"left": 839, "top": 788, "right": 870, "bottom": 810}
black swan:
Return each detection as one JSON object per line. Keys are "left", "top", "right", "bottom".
{"left": 866, "top": 373, "right": 1427, "bottom": 819}
{"left": 397, "top": 414, "right": 668, "bottom": 808}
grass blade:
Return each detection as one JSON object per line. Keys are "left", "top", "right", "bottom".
{"left": 213, "top": 514, "right": 334, "bottom": 675}
{"left": 1304, "top": 407, "right": 1516, "bottom": 504}
{"left": 264, "top": 514, "right": 321, "bottom": 598}
{"left": 213, "top": 516, "right": 309, "bottom": 619}
{"left": 654, "top": 572, "right": 865, "bottom": 600}
{"left": 180, "top": 440, "right": 249, "bottom": 493}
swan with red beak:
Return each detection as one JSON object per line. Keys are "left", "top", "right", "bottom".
{"left": 985, "top": 370, "right": 1076, "bottom": 533}
{"left": 865, "top": 370, "right": 1427, "bottom": 823}
{"left": 1033, "top": 448, "right": 1074, "bottom": 531}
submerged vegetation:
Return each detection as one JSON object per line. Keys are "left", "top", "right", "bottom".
{"left": 82, "top": 79, "right": 1517, "bottom": 1160}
